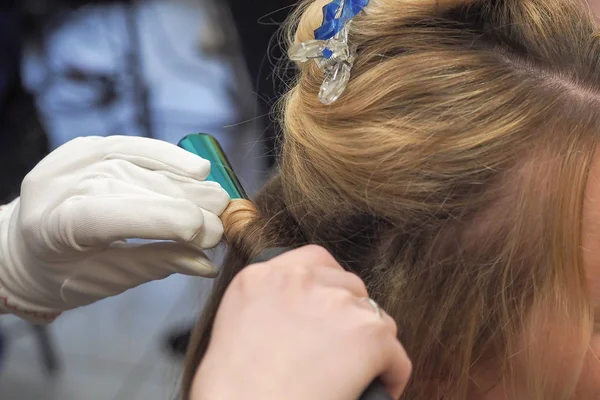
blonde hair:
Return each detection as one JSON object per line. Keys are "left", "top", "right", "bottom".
{"left": 183, "top": 0, "right": 600, "bottom": 398}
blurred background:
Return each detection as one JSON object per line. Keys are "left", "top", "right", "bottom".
{"left": 0, "top": 0, "right": 295, "bottom": 398}
{"left": 3, "top": 1, "right": 600, "bottom": 400}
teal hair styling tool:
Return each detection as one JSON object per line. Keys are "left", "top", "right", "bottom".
{"left": 178, "top": 133, "right": 248, "bottom": 200}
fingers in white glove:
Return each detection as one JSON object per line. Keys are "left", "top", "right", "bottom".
{"left": 80, "top": 159, "right": 229, "bottom": 215}
{"left": 52, "top": 181, "right": 225, "bottom": 249}
{"left": 98, "top": 136, "right": 212, "bottom": 180}
{"left": 0, "top": 135, "right": 231, "bottom": 319}
{"left": 60, "top": 241, "right": 217, "bottom": 307}
{"left": 28, "top": 136, "right": 212, "bottom": 183}
{"left": 191, "top": 209, "right": 225, "bottom": 249}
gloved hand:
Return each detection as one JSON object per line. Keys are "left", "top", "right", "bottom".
{"left": 0, "top": 136, "right": 229, "bottom": 323}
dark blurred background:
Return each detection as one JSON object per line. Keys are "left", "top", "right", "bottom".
{"left": 0, "top": 0, "right": 295, "bottom": 398}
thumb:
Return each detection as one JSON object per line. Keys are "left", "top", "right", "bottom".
{"left": 60, "top": 241, "right": 217, "bottom": 307}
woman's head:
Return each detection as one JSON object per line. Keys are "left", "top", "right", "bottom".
{"left": 184, "top": 0, "right": 600, "bottom": 398}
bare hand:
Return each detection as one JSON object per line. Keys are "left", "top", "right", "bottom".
{"left": 192, "top": 245, "right": 412, "bottom": 400}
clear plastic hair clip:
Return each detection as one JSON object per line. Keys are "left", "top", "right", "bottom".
{"left": 288, "top": 0, "right": 369, "bottom": 105}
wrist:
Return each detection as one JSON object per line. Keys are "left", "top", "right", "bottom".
{"left": 0, "top": 280, "right": 61, "bottom": 324}
{"left": 0, "top": 199, "right": 61, "bottom": 324}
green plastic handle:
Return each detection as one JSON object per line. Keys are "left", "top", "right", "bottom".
{"left": 177, "top": 133, "right": 248, "bottom": 200}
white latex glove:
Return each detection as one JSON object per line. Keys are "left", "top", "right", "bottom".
{"left": 0, "top": 136, "right": 229, "bottom": 323}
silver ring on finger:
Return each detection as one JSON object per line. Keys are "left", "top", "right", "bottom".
{"left": 361, "top": 297, "right": 382, "bottom": 319}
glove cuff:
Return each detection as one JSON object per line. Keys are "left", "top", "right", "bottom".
{"left": 0, "top": 281, "right": 61, "bottom": 324}
{"left": 0, "top": 200, "right": 61, "bottom": 324}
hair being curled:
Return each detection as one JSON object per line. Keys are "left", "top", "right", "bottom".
{"left": 183, "top": 0, "right": 600, "bottom": 398}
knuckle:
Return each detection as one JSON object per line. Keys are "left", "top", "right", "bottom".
{"left": 230, "top": 268, "right": 252, "bottom": 293}
{"left": 177, "top": 226, "right": 196, "bottom": 242}
{"left": 347, "top": 272, "right": 368, "bottom": 294}
{"left": 393, "top": 343, "right": 413, "bottom": 379}
{"left": 74, "top": 176, "right": 109, "bottom": 196}
{"left": 61, "top": 195, "right": 87, "bottom": 216}
{"left": 333, "top": 290, "right": 357, "bottom": 310}
{"left": 215, "top": 186, "right": 231, "bottom": 205}
{"left": 322, "top": 287, "right": 349, "bottom": 304}
{"left": 299, "top": 245, "right": 340, "bottom": 267}
{"left": 167, "top": 201, "right": 204, "bottom": 242}
{"left": 293, "top": 263, "right": 317, "bottom": 284}
{"left": 200, "top": 183, "right": 231, "bottom": 212}
{"left": 336, "top": 288, "right": 356, "bottom": 303}
{"left": 384, "top": 314, "right": 399, "bottom": 337}
{"left": 315, "top": 290, "right": 352, "bottom": 317}
{"left": 178, "top": 229, "right": 196, "bottom": 243}
{"left": 201, "top": 217, "right": 224, "bottom": 248}
{"left": 277, "top": 263, "right": 318, "bottom": 292}
{"left": 101, "top": 158, "right": 129, "bottom": 173}
{"left": 232, "top": 263, "right": 268, "bottom": 293}
{"left": 303, "top": 244, "right": 332, "bottom": 259}
{"left": 194, "top": 157, "right": 211, "bottom": 173}
{"left": 361, "top": 314, "right": 395, "bottom": 341}
{"left": 235, "top": 255, "right": 322, "bottom": 296}
{"left": 182, "top": 157, "right": 211, "bottom": 181}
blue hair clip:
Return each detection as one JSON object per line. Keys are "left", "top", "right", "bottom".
{"left": 288, "top": 0, "right": 370, "bottom": 105}
{"left": 314, "top": 0, "right": 369, "bottom": 41}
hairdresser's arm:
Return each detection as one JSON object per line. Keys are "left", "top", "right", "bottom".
{"left": 192, "top": 246, "right": 412, "bottom": 400}
{"left": 0, "top": 136, "right": 229, "bottom": 323}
